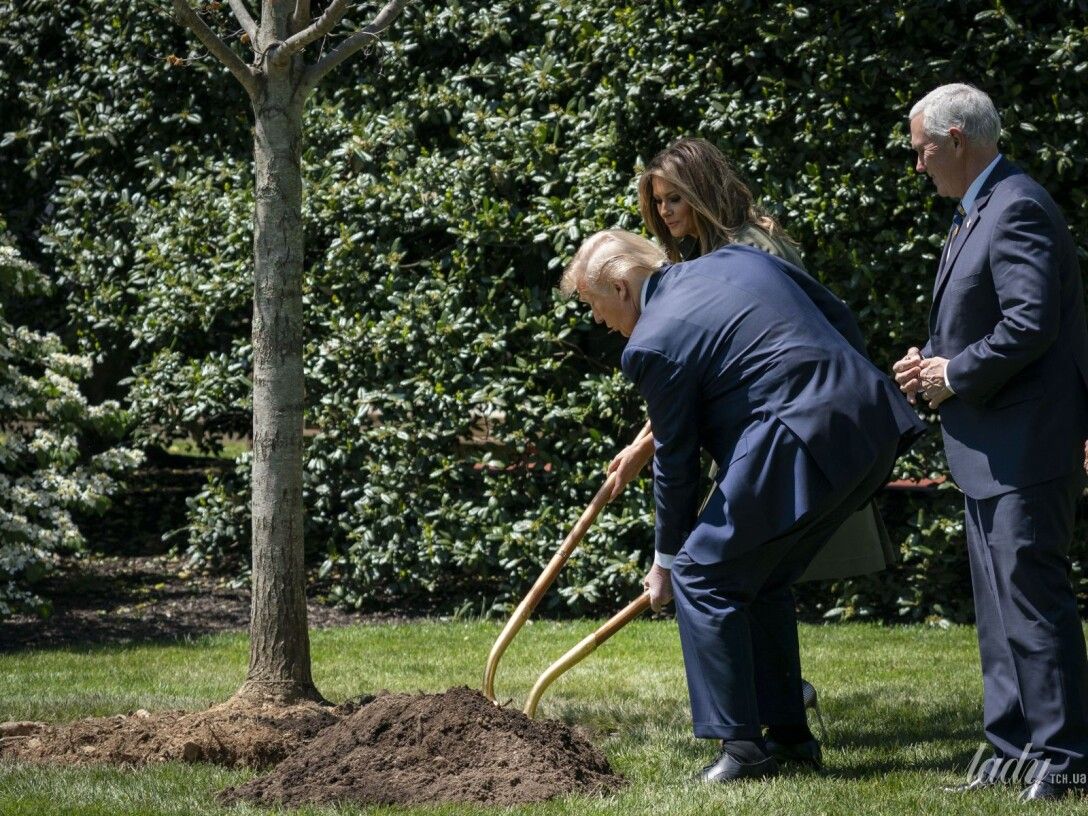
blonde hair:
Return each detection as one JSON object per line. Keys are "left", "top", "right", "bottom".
{"left": 559, "top": 229, "right": 666, "bottom": 298}
{"left": 637, "top": 137, "right": 793, "bottom": 262}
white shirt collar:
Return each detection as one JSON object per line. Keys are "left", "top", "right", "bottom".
{"left": 640, "top": 272, "right": 653, "bottom": 311}
{"left": 960, "top": 153, "right": 1003, "bottom": 215}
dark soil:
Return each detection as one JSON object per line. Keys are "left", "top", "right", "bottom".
{"left": 220, "top": 687, "right": 624, "bottom": 808}
{"left": 0, "top": 698, "right": 341, "bottom": 769}
{"left": 0, "top": 554, "right": 372, "bottom": 653}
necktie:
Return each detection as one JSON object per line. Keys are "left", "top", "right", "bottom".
{"left": 942, "top": 203, "right": 967, "bottom": 267}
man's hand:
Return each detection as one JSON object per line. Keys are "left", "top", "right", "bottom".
{"left": 1083, "top": 440, "right": 1087, "bottom": 475}
{"left": 643, "top": 563, "right": 673, "bottom": 612}
{"left": 919, "top": 356, "right": 953, "bottom": 409}
{"left": 892, "top": 347, "right": 924, "bottom": 405}
{"left": 607, "top": 432, "right": 655, "bottom": 500}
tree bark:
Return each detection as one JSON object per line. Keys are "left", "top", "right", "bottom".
{"left": 172, "top": 0, "right": 408, "bottom": 707}
{"left": 235, "top": 64, "right": 320, "bottom": 704}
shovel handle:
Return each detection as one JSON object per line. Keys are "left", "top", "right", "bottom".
{"left": 523, "top": 591, "right": 651, "bottom": 718}
{"left": 483, "top": 422, "right": 655, "bottom": 703}
{"left": 482, "top": 471, "right": 620, "bottom": 701}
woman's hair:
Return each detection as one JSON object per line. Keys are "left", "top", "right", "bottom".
{"left": 559, "top": 229, "right": 666, "bottom": 298}
{"left": 637, "top": 137, "right": 792, "bottom": 262}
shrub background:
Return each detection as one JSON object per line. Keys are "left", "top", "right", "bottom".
{"left": 0, "top": 222, "right": 142, "bottom": 616}
{"left": 2, "top": 0, "right": 1086, "bottom": 621}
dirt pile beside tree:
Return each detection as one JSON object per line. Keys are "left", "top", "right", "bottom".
{"left": 220, "top": 687, "right": 624, "bottom": 808}
{"left": 0, "top": 698, "right": 339, "bottom": 769}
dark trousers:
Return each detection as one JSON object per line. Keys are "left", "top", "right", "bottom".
{"left": 670, "top": 443, "right": 897, "bottom": 740}
{"left": 966, "top": 472, "right": 1088, "bottom": 776}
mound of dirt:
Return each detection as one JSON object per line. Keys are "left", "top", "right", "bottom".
{"left": 0, "top": 698, "right": 339, "bottom": 769}
{"left": 220, "top": 687, "right": 624, "bottom": 808}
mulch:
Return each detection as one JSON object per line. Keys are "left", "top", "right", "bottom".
{"left": 0, "top": 554, "right": 375, "bottom": 653}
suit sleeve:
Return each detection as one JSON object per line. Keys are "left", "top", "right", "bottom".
{"left": 945, "top": 197, "right": 1061, "bottom": 405}
{"left": 621, "top": 345, "right": 701, "bottom": 559}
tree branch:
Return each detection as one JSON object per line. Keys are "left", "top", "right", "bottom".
{"left": 301, "top": 0, "right": 409, "bottom": 88}
{"left": 172, "top": 0, "right": 260, "bottom": 97}
{"left": 227, "top": 0, "right": 258, "bottom": 43}
{"left": 290, "top": 0, "right": 312, "bottom": 35}
{"left": 272, "top": 0, "right": 350, "bottom": 67}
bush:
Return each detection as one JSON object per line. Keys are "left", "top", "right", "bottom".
{"left": 0, "top": 223, "right": 142, "bottom": 617}
{"left": 3, "top": 0, "right": 1088, "bottom": 619}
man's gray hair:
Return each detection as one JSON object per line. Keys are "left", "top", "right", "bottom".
{"left": 559, "top": 229, "right": 666, "bottom": 297}
{"left": 910, "top": 83, "right": 1001, "bottom": 147}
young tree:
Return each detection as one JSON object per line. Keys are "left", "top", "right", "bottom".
{"left": 170, "top": 0, "right": 409, "bottom": 704}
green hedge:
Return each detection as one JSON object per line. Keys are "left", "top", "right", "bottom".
{"left": 0, "top": 221, "right": 142, "bottom": 616}
{"left": 3, "top": 0, "right": 1088, "bottom": 620}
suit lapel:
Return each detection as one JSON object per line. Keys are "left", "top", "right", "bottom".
{"left": 931, "top": 158, "right": 1018, "bottom": 308}
{"left": 932, "top": 206, "right": 982, "bottom": 301}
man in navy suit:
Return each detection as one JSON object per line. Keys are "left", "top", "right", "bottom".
{"left": 893, "top": 83, "right": 1088, "bottom": 801}
{"left": 562, "top": 230, "right": 924, "bottom": 782}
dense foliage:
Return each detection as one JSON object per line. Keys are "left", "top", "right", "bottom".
{"left": 3, "top": 0, "right": 1087, "bottom": 621}
{"left": 0, "top": 223, "right": 142, "bottom": 616}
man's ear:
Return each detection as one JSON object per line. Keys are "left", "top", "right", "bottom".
{"left": 614, "top": 279, "right": 632, "bottom": 302}
{"left": 949, "top": 126, "right": 965, "bottom": 152}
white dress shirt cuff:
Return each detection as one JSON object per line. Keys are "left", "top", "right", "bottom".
{"left": 654, "top": 551, "right": 675, "bottom": 569}
{"left": 944, "top": 368, "right": 956, "bottom": 395}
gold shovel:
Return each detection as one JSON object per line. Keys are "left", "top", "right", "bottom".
{"left": 483, "top": 428, "right": 653, "bottom": 716}
{"left": 522, "top": 590, "right": 651, "bottom": 717}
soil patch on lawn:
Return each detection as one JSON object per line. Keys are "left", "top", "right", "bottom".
{"left": 220, "top": 687, "right": 624, "bottom": 808}
{"left": 0, "top": 698, "right": 341, "bottom": 769}
{"left": 0, "top": 554, "right": 379, "bottom": 653}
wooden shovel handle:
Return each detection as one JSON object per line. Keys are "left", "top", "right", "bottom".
{"left": 482, "top": 422, "right": 655, "bottom": 703}
{"left": 523, "top": 591, "right": 651, "bottom": 718}
{"left": 482, "top": 471, "right": 620, "bottom": 701}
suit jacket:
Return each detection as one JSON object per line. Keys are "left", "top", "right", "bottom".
{"left": 923, "top": 158, "right": 1088, "bottom": 499}
{"left": 621, "top": 245, "right": 925, "bottom": 559}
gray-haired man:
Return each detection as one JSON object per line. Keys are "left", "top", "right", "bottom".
{"left": 893, "top": 83, "right": 1088, "bottom": 801}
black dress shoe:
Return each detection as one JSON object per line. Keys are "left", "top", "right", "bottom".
{"left": 941, "top": 757, "right": 1004, "bottom": 793}
{"left": 941, "top": 775, "right": 1003, "bottom": 793}
{"left": 694, "top": 747, "right": 779, "bottom": 783}
{"left": 1019, "top": 779, "right": 1085, "bottom": 801}
{"left": 765, "top": 737, "right": 823, "bottom": 771}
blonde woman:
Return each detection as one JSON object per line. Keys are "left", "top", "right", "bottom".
{"left": 638, "top": 136, "right": 803, "bottom": 266}
{"left": 610, "top": 137, "right": 807, "bottom": 490}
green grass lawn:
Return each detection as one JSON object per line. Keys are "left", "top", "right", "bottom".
{"left": 2, "top": 620, "right": 1086, "bottom": 815}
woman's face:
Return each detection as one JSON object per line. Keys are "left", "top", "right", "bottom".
{"left": 651, "top": 176, "right": 695, "bottom": 239}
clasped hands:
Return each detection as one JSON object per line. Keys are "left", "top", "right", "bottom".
{"left": 893, "top": 347, "right": 953, "bottom": 409}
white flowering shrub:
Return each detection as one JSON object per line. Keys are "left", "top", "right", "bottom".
{"left": 0, "top": 225, "right": 143, "bottom": 617}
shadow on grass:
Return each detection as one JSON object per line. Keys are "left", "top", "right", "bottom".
{"left": 812, "top": 689, "right": 983, "bottom": 778}
{"left": 560, "top": 687, "right": 985, "bottom": 780}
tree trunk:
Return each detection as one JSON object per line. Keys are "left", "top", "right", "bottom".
{"left": 235, "top": 68, "right": 321, "bottom": 704}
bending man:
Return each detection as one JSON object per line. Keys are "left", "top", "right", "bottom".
{"left": 561, "top": 230, "right": 924, "bottom": 782}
